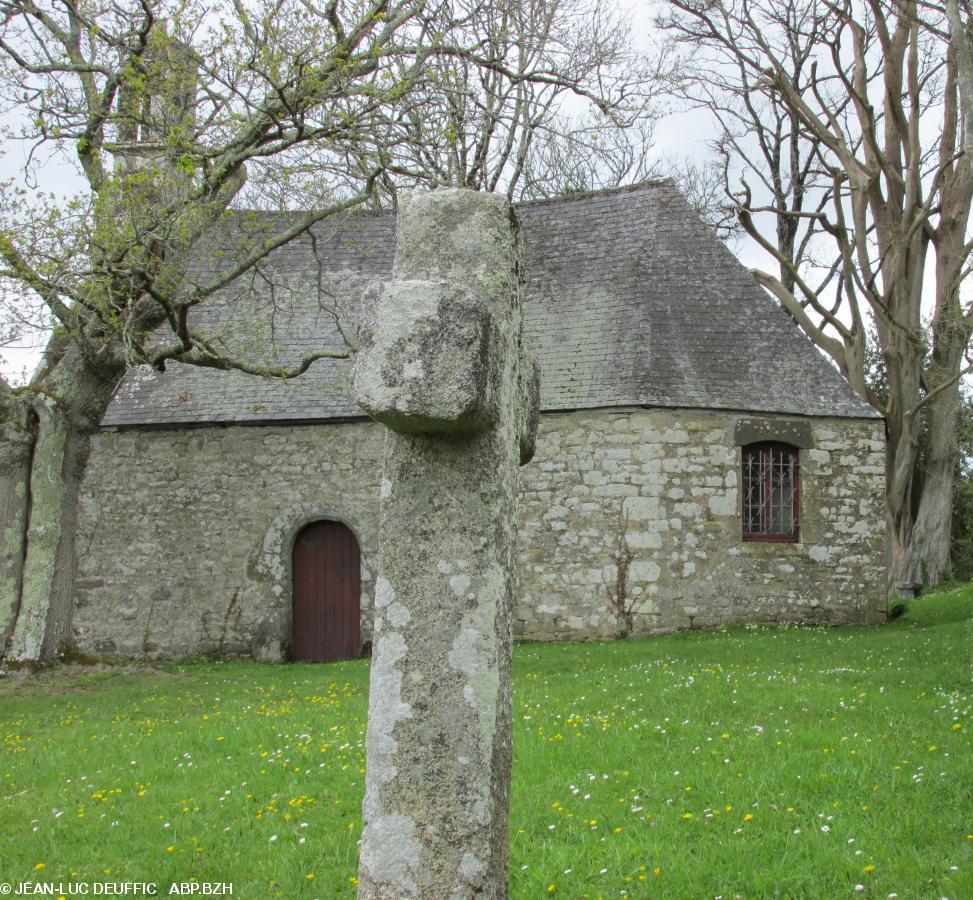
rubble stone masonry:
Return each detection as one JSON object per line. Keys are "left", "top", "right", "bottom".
{"left": 73, "top": 407, "right": 886, "bottom": 659}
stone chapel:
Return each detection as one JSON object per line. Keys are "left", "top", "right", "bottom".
{"left": 71, "top": 181, "right": 888, "bottom": 661}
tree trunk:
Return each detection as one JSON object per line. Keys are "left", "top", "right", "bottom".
{"left": 883, "top": 331, "right": 925, "bottom": 589}
{"left": 3, "top": 342, "right": 123, "bottom": 662}
{"left": 887, "top": 456, "right": 918, "bottom": 588}
{"left": 911, "top": 378, "right": 960, "bottom": 585}
{"left": 911, "top": 148, "right": 973, "bottom": 588}
{"left": 0, "top": 383, "right": 34, "bottom": 648}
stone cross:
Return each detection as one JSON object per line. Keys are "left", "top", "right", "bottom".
{"left": 352, "top": 188, "right": 539, "bottom": 898}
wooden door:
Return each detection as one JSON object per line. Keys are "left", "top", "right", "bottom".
{"left": 291, "top": 520, "right": 361, "bottom": 662}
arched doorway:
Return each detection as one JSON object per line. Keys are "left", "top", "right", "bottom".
{"left": 291, "top": 520, "right": 361, "bottom": 662}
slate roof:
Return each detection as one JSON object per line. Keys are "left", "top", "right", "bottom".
{"left": 102, "top": 181, "right": 878, "bottom": 427}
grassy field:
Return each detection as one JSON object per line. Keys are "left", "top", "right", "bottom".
{"left": 1, "top": 587, "right": 971, "bottom": 899}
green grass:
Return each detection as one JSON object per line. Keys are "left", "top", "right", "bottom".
{"left": 2, "top": 587, "right": 972, "bottom": 899}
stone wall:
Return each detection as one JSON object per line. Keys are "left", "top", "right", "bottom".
{"left": 73, "top": 407, "right": 887, "bottom": 659}
{"left": 74, "top": 422, "right": 383, "bottom": 660}
{"left": 515, "top": 409, "right": 887, "bottom": 641}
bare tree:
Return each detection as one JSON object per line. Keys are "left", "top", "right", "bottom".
{"left": 658, "top": 0, "right": 973, "bottom": 587}
{"left": 351, "top": 0, "right": 669, "bottom": 202}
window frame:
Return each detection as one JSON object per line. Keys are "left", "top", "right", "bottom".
{"left": 742, "top": 441, "right": 800, "bottom": 543}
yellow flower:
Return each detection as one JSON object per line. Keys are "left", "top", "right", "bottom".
{"left": 33, "top": 863, "right": 45, "bottom": 871}
{"left": 743, "top": 813, "right": 754, "bottom": 822}
{"left": 166, "top": 846, "right": 174, "bottom": 853}
{"left": 547, "top": 884, "right": 556, "bottom": 894}
{"left": 863, "top": 865, "right": 876, "bottom": 874}
{"left": 305, "top": 874, "right": 314, "bottom": 881}
{"left": 653, "top": 867, "right": 662, "bottom": 877}
{"left": 681, "top": 813, "right": 693, "bottom": 820}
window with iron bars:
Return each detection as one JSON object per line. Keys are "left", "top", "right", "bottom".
{"left": 742, "top": 442, "right": 800, "bottom": 542}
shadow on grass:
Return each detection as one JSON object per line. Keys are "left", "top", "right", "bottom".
{"left": 895, "top": 581, "right": 973, "bottom": 629}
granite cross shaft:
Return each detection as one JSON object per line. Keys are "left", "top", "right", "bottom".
{"left": 352, "top": 188, "right": 539, "bottom": 898}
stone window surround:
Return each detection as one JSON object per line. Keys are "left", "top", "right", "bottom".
{"left": 742, "top": 442, "right": 801, "bottom": 543}
{"left": 729, "top": 416, "right": 815, "bottom": 450}
{"left": 729, "top": 416, "right": 814, "bottom": 548}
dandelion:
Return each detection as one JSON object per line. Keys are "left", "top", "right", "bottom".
{"left": 32, "top": 863, "right": 45, "bottom": 871}
{"left": 863, "top": 865, "right": 876, "bottom": 874}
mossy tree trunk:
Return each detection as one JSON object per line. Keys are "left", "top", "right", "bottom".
{"left": 2, "top": 341, "right": 124, "bottom": 661}
{"left": 0, "top": 382, "right": 34, "bottom": 648}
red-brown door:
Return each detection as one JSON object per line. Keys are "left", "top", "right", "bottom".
{"left": 292, "top": 520, "right": 361, "bottom": 662}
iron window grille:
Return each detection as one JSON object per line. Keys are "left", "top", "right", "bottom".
{"left": 742, "top": 442, "right": 800, "bottom": 542}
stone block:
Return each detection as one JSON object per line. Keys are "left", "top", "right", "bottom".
{"left": 622, "top": 495, "right": 659, "bottom": 521}
{"left": 625, "top": 530, "right": 663, "bottom": 550}
{"left": 353, "top": 279, "right": 499, "bottom": 435}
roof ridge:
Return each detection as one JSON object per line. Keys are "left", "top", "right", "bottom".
{"left": 513, "top": 179, "right": 675, "bottom": 209}
{"left": 223, "top": 180, "right": 676, "bottom": 220}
